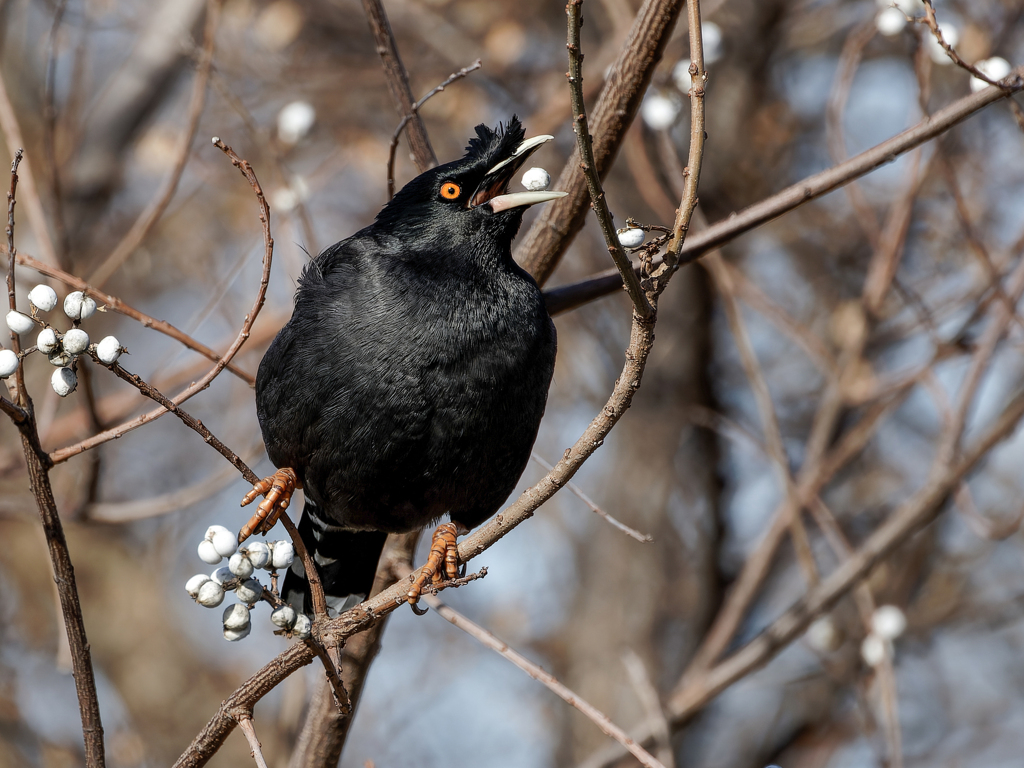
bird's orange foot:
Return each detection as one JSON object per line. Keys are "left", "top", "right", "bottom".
{"left": 239, "top": 467, "right": 299, "bottom": 542}
{"left": 407, "top": 522, "right": 467, "bottom": 605}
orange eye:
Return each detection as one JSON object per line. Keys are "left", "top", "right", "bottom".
{"left": 440, "top": 182, "right": 461, "bottom": 200}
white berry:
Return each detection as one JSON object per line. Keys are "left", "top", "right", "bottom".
{"left": 224, "top": 624, "right": 251, "bottom": 642}
{"left": 235, "top": 578, "right": 263, "bottom": 604}
{"left": 36, "top": 328, "right": 58, "bottom": 354}
{"left": 28, "top": 284, "right": 58, "bottom": 312}
{"left": 270, "top": 540, "right": 295, "bottom": 569}
{"left": 243, "top": 541, "right": 271, "bottom": 570}
{"left": 62, "top": 328, "right": 90, "bottom": 356}
{"left": 271, "top": 605, "right": 297, "bottom": 630}
{"left": 207, "top": 525, "right": 238, "bottom": 558}
{"left": 701, "top": 21, "right": 723, "bottom": 65}
{"left": 617, "top": 228, "right": 645, "bottom": 248}
{"left": 292, "top": 613, "right": 312, "bottom": 638}
{"left": 860, "top": 634, "right": 888, "bottom": 667}
{"left": 875, "top": 7, "right": 907, "bottom": 36}
{"left": 970, "top": 57, "right": 1012, "bottom": 93}
{"left": 641, "top": 92, "right": 679, "bottom": 130}
{"left": 223, "top": 603, "right": 251, "bottom": 631}
{"left": 0, "top": 349, "right": 18, "bottom": 379}
{"left": 871, "top": 605, "right": 907, "bottom": 640}
{"left": 63, "top": 291, "right": 97, "bottom": 321}
{"left": 95, "top": 336, "right": 123, "bottom": 364}
{"left": 521, "top": 167, "right": 551, "bottom": 192}
{"left": 277, "top": 101, "right": 316, "bottom": 145}
{"left": 211, "top": 566, "right": 241, "bottom": 590}
{"left": 196, "top": 580, "right": 225, "bottom": 608}
{"left": 197, "top": 539, "right": 222, "bottom": 564}
{"left": 805, "top": 616, "right": 842, "bottom": 652}
{"left": 6, "top": 310, "right": 34, "bottom": 335}
{"left": 228, "top": 551, "right": 255, "bottom": 579}
{"left": 63, "top": 292, "right": 84, "bottom": 320}
{"left": 185, "top": 574, "right": 212, "bottom": 598}
{"left": 51, "top": 367, "right": 77, "bottom": 397}
{"left": 672, "top": 59, "right": 692, "bottom": 93}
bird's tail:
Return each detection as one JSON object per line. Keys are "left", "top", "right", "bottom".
{"left": 281, "top": 499, "right": 388, "bottom": 616}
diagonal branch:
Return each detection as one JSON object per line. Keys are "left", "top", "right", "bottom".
{"left": 48, "top": 137, "right": 272, "bottom": 463}
{"left": 361, "top": 0, "right": 437, "bottom": 171}
{"left": 542, "top": 73, "right": 1024, "bottom": 316}
{"left": 387, "top": 60, "right": 481, "bottom": 199}
{"left": 425, "top": 593, "right": 667, "bottom": 768}
{"left": 12, "top": 250, "right": 255, "bottom": 386}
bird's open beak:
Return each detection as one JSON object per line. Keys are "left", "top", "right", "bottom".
{"left": 471, "top": 135, "right": 568, "bottom": 212}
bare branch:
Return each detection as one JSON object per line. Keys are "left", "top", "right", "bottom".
{"left": 542, "top": 75, "right": 1024, "bottom": 316}
{"left": 361, "top": 0, "right": 437, "bottom": 171}
{"left": 387, "top": 60, "right": 481, "bottom": 199}
{"left": 49, "top": 137, "right": 273, "bottom": 463}
{"left": 530, "top": 451, "right": 652, "bottom": 542}
{"left": 517, "top": 0, "right": 685, "bottom": 284}
{"left": 566, "top": 0, "right": 653, "bottom": 318}
{"left": 8, "top": 250, "right": 255, "bottom": 386}
{"left": 425, "top": 593, "right": 667, "bottom": 768}
{"left": 237, "top": 716, "right": 270, "bottom": 768}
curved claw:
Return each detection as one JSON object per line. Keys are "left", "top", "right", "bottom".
{"left": 238, "top": 468, "right": 298, "bottom": 542}
{"left": 410, "top": 601, "right": 429, "bottom": 616}
{"left": 407, "top": 522, "right": 461, "bottom": 605}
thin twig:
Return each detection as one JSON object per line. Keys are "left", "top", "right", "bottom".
{"left": 5, "top": 150, "right": 27, "bottom": 408}
{"left": 237, "top": 716, "right": 270, "bottom": 768}
{"left": 566, "top": 0, "right": 653, "bottom": 318}
{"left": 425, "top": 593, "right": 667, "bottom": 768}
{"left": 826, "top": 20, "right": 881, "bottom": 249}
{"left": 41, "top": 0, "right": 71, "bottom": 265}
{"left": 49, "top": 137, "right": 273, "bottom": 464}
{"left": 386, "top": 60, "right": 481, "bottom": 199}
{"left": 918, "top": 2, "right": 1009, "bottom": 88}
{"left": 100, "top": 361, "right": 258, "bottom": 481}
{"left": 87, "top": 0, "right": 221, "bottom": 289}
{"left": 661, "top": 0, "right": 705, "bottom": 271}
{"left": 622, "top": 650, "right": 675, "bottom": 768}
{"left": 517, "top": 0, "right": 685, "bottom": 284}
{"left": 530, "top": 451, "right": 652, "bottom": 542}
{"left": 9, "top": 250, "right": 255, "bottom": 386}
{"left": 542, "top": 74, "right": 1024, "bottom": 316}
{"left": 361, "top": 0, "right": 437, "bottom": 171}
{"left": 704, "top": 252, "right": 819, "bottom": 585}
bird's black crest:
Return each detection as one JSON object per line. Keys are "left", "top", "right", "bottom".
{"left": 463, "top": 115, "right": 525, "bottom": 170}
{"left": 370, "top": 115, "right": 528, "bottom": 231}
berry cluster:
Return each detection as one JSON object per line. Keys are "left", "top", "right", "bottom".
{"left": 185, "top": 525, "right": 310, "bottom": 641}
{"left": 2, "top": 284, "right": 123, "bottom": 396}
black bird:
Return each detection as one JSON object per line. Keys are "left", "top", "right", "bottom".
{"left": 241, "top": 117, "right": 563, "bottom": 614}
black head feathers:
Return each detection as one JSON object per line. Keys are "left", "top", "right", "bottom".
{"left": 373, "top": 115, "right": 528, "bottom": 230}
{"left": 463, "top": 116, "right": 526, "bottom": 171}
